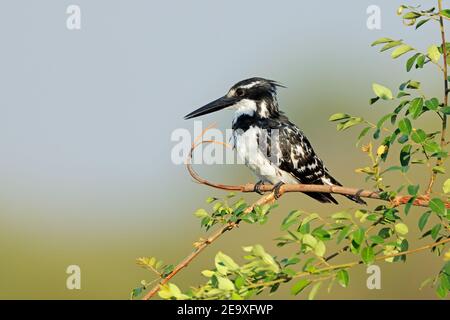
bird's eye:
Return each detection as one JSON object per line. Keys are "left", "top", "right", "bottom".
{"left": 235, "top": 88, "right": 245, "bottom": 97}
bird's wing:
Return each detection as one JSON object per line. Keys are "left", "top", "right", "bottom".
{"left": 275, "top": 122, "right": 366, "bottom": 205}
{"left": 277, "top": 123, "right": 330, "bottom": 185}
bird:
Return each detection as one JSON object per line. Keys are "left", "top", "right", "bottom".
{"left": 184, "top": 77, "right": 366, "bottom": 205}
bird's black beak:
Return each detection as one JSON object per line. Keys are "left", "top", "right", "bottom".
{"left": 184, "top": 96, "right": 238, "bottom": 119}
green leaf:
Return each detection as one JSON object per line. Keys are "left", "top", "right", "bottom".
{"left": 336, "top": 117, "right": 364, "bottom": 131}
{"left": 194, "top": 208, "right": 209, "bottom": 218}
{"left": 400, "top": 144, "right": 412, "bottom": 167}
{"left": 441, "top": 106, "right": 450, "bottom": 114}
{"left": 370, "top": 235, "right": 385, "bottom": 244}
{"left": 377, "top": 113, "right": 393, "bottom": 129}
{"left": 361, "top": 246, "right": 375, "bottom": 264}
{"left": 302, "top": 234, "right": 318, "bottom": 248}
{"left": 372, "top": 83, "right": 393, "bottom": 100}
{"left": 308, "top": 282, "right": 322, "bottom": 300}
{"left": 409, "top": 97, "right": 423, "bottom": 119}
{"left": 281, "top": 210, "right": 302, "bottom": 230}
{"left": 403, "top": 12, "right": 421, "bottom": 19}
{"left": 425, "top": 98, "right": 439, "bottom": 111}
{"left": 337, "top": 225, "right": 351, "bottom": 244}
{"left": 291, "top": 279, "right": 311, "bottom": 295}
{"left": 398, "top": 118, "right": 412, "bottom": 135}
{"left": 416, "top": 18, "right": 430, "bottom": 29}
{"left": 332, "top": 211, "right": 352, "bottom": 221}
{"left": 352, "top": 228, "right": 365, "bottom": 245}
{"left": 329, "top": 113, "right": 350, "bottom": 121}
{"left": 392, "top": 45, "right": 414, "bottom": 59}
{"left": 411, "top": 129, "right": 427, "bottom": 143}
{"left": 314, "top": 240, "right": 326, "bottom": 257}
{"left": 440, "top": 9, "right": 450, "bottom": 19}
{"left": 357, "top": 127, "right": 371, "bottom": 143}
{"left": 431, "top": 224, "right": 442, "bottom": 240}
{"left": 429, "top": 198, "right": 447, "bottom": 216}
{"left": 336, "top": 270, "right": 349, "bottom": 288}
{"left": 406, "top": 53, "right": 421, "bottom": 71}
{"left": 428, "top": 45, "right": 441, "bottom": 63}
{"left": 417, "top": 54, "right": 425, "bottom": 68}
{"left": 395, "top": 223, "right": 409, "bottom": 235}
{"left": 371, "top": 37, "right": 394, "bottom": 46}
{"left": 131, "top": 287, "right": 143, "bottom": 298}
{"left": 380, "top": 41, "right": 402, "bottom": 52}
{"left": 443, "top": 179, "right": 450, "bottom": 194}
{"left": 407, "top": 184, "right": 419, "bottom": 196}
{"left": 215, "top": 251, "right": 239, "bottom": 273}
{"left": 217, "top": 276, "right": 235, "bottom": 291}
{"left": 433, "top": 166, "right": 446, "bottom": 174}
{"left": 418, "top": 211, "right": 431, "bottom": 231}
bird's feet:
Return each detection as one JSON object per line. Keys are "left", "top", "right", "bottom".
{"left": 272, "top": 182, "right": 285, "bottom": 199}
{"left": 253, "top": 180, "right": 265, "bottom": 195}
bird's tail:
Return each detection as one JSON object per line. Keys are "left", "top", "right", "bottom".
{"left": 321, "top": 174, "right": 367, "bottom": 205}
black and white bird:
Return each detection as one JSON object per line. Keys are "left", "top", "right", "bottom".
{"left": 184, "top": 77, "right": 365, "bottom": 205}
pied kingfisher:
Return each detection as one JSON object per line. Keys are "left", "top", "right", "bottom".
{"left": 184, "top": 77, "right": 365, "bottom": 204}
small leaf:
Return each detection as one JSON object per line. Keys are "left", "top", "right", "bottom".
{"left": 433, "top": 166, "right": 446, "bottom": 174}
{"left": 194, "top": 209, "right": 209, "bottom": 218}
{"left": 371, "top": 37, "right": 394, "bottom": 46}
{"left": 416, "top": 18, "right": 430, "bottom": 29}
{"left": 400, "top": 144, "right": 412, "bottom": 167}
{"left": 380, "top": 41, "right": 402, "bottom": 52}
{"left": 395, "top": 223, "right": 409, "bottom": 235}
{"left": 431, "top": 224, "right": 442, "bottom": 240}
{"left": 411, "top": 129, "right": 427, "bottom": 143}
{"left": 398, "top": 118, "right": 412, "bottom": 135}
{"left": 406, "top": 53, "right": 421, "bottom": 71}
{"left": 440, "top": 9, "right": 450, "bottom": 19}
{"left": 403, "top": 12, "right": 421, "bottom": 19}
{"left": 370, "top": 235, "right": 385, "bottom": 244}
{"left": 217, "top": 276, "right": 235, "bottom": 291}
{"left": 427, "top": 45, "right": 441, "bottom": 63}
{"left": 425, "top": 98, "right": 439, "bottom": 111}
{"left": 418, "top": 211, "right": 431, "bottom": 231}
{"left": 352, "top": 228, "right": 365, "bottom": 245}
{"left": 314, "top": 240, "right": 326, "bottom": 257}
{"left": 372, "top": 83, "right": 393, "bottom": 100}
{"left": 281, "top": 210, "right": 302, "bottom": 230}
{"left": 392, "top": 45, "right": 414, "bottom": 59}
{"left": 443, "top": 179, "right": 450, "bottom": 194}
{"left": 409, "top": 97, "right": 423, "bottom": 119}
{"left": 291, "top": 279, "right": 311, "bottom": 295}
{"left": 429, "top": 198, "right": 447, "bottom": 216}
{"left": 361, "top": 247, "right": 375, "bottom": 264}
{"left": 336, "top": 270, "right": 349, "bottom": 288}
{"left": 308, "top": 282, "right": 322, "bottom": 300}
{"left": 329, "top": 113, "right": 350, "bottom": 121}
{"left": 302, "top": 234, "right": 318, "bottom": 248}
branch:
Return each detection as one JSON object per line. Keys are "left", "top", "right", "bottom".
{"left": 142, "top": 192, "right": 277, "bottom": 300}
{"left": 143, "top": 134, "right": 449, "bottom": 300}
{"left": 427, "top": 0, "right": 448, "bottom": 194}
{"left": 187, "top": 140, "right": 450, "bottom": 209}
{"left": 247, "top": 236, "right": 450, "bottom": 290}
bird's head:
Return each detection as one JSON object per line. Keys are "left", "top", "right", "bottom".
{"left": 184, "top": 77, "right": 285, "bottom": 120}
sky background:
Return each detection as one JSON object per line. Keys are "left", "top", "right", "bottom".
{"left": 0, "top": 0, "right": 447, "bottom": 299}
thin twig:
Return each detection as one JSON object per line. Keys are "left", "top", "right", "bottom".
{"left": 427, "top": 0, "right": 448, "bottom": 194}
{"left": 187, "top": 141, "right": 450, "bottom": 208}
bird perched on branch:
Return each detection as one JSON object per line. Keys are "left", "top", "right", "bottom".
{"left": 184, "top": 77, "right": 366, "bottom": 204}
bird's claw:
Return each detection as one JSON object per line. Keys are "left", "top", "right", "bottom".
{"left": 272, "top": 182, "right": 285, "bottom": 199}
{"left": 254, "top": 180, "right": 265, "bottom": 195}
